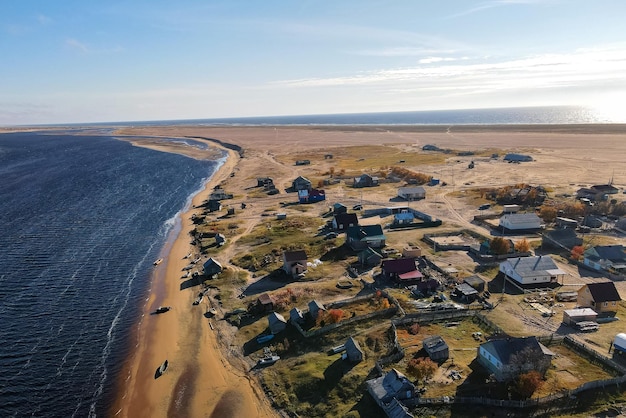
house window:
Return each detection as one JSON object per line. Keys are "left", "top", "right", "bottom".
{"left": 604, "top": 302, "right": 608, "bottom": 307}
{"left": 613, "top": 302, "right": 617, "bottom": 306}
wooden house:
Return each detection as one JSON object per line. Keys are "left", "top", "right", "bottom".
{"left": 381, "top": 258, "right": 418, "bottom": 282}
{"left": 268, "top": 312, "right": 287, "bottom": 334}
{"left": 577, "top": 281, "right": 622, "bottom": 315}
{"left": 282, "top": 250, "right": 308, "bottom": 277}
{"left": 291, "top": 176, "right": 312, "bottom": 191}
{"left": 344, "top": 337, "right": 364, "bottom": 363}
{"left": 583, "top": 245, "right": 626, "bottom": 275}
{"left": 423, "top": 335, "right": 449, "bottom": 362}
{"left": 562, "top": 308, "right": 598, "bottom": 325}
{"left": 358, "top": 247, "right": 383, "bottom": 267}
{"left": 308, "top": 300, "right": 326, "bottom": 321}
{"left": 289, "top": 307, "right": 304, "bottom": 325}
{"left": 353, "top": 173, "right": 379, "bottom": 188}
{"left": 397, "top": 186, "right": 426, "bottom": 201}
{"left": 298, "top": 188, "right": 326, "bottom": 203}
{"left": 254, "top": 293, "right": 275, "bottom": 313}
{"left": 366, "top": 369, "right": 416, "bottom": 415}
{"left": 346, "top": 225, "right": 386, "bottom": 251}
{"left": 332, "top": 212, "right": 358, "bottom": 231}
{"left": 203, "top": 258, "right": 223, "bottom": 278}
{"left": 477, "top": 336, "right": 554, "bottom": 382}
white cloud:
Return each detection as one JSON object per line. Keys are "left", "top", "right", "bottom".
{"left": 66, "top": 38, "right": 90, "bottom": 53}
{"left": 447, "top": 0, "right": 554, "bottom": 19}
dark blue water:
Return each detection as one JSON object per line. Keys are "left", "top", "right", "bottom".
{"left": 0, "top": 132, "right": 221, "bottom": 417}
{"left": 65, "top": 105, "right": 622, "bottom": 127}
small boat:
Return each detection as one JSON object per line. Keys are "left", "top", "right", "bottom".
{"left": 159, "top": 359, "right": 168, "bottom": 374}
{"left": 153, "top": 258, "right": 163, "bottom": 266}
{"left": 155, "top": 306, "right": 171, "bottom": 314}
{"left": 257, "top": 355, "right": 280, "bottom": 366}
{"left": 256, "top": 334, "right": 275, "bottom": 344}
{"left": 193, "top": 293, "right": 204, "bottom": 305}
{"left": 208, "top": 307, "right": 217, "bottom": 316}
{"left": 184, "top": 252, "right": 192, "bottom": 259}
{"left": 181, "top": 272, "right": 190, "bottom": 279}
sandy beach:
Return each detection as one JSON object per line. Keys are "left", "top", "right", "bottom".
{"left": 104, "top": 124, "right": 626, "bottom": 417}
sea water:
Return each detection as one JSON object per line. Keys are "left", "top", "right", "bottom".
{"left": 0, "top": 132, "right": 220, "bottom": 417}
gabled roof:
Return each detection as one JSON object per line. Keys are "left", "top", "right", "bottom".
{"left": 346, "top": 224, "right": 385, "bottom": 241}
{"left": 268, "top": 312, "right": 286, "bottom": 325}
{"left": 382, "top": 258, "right": 417, "bottom": 274}
{"left": 334, "top": 212, "right": 358, "bottom": 226}
{"left": 502, "top": 256, "right": 565, "bottom": 277}
{"left": 587, "top": 245, "right": 626, "bottom": 262}
{"left": 257, "top": 293, "right": 274, "bottom": 305}
{"left": 480, "top": 336, "right": 554, "bottom": 366}
{"left": 398, "top": 186, "right": 425, "bottom": 193}
{"left": 500, "top": 213, "right": 541, "bottom": 224}
{"left": 308, "top": 299, "right": 326, "bottom": 311}
{"left": 345, "top": 336, "right": 364, "bottom": 356}
{"left": 423, "top": 335, "right": 448, "bottom": 353}
{"left": 293, "top": 175, "right": 310, "bottom": 183}
{"left": 283, "top": 249, "right": 307, "bottom": 262}
{"left": 584, "top": 281, "right": 622, "bottom": 303}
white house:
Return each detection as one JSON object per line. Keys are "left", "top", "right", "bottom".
{"left": 398, "top": 186, "right": 426, "bottom": 201}
{"left": 499, "top": 213, "right": 542, "bottom": 231}
{"left": 499, "top": 255, "right": 566, "bottom": 285}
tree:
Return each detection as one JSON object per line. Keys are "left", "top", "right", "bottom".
{"left": 327, "top": 309, "right": 344, "bottom": 324}
{"left": 514, "top": 239, "right": 531, "bottom": 253}
{"left": 571, "top": 245, "right": 585, "bottom": 260}
{"left": 515, "top": 371, "right": 543, "bottom": 399}
{"left": 406, "top": 357, "right": 437, "bottom": 386}
{"left": 490, "top": 237, "right": 511, "bottom": 255}
{"left": 539, "top": 206, "right": 557, "bottom": 222}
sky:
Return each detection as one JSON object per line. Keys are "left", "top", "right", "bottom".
{"left": 2, "top": 0, "right": 626, "bottom": 125}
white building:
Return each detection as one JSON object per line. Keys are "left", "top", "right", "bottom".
{"left": 499, "top": 213, "right": 542, "bottom": 231}
{"left": 397, "top": 186, "right": 425, "bottom": 201}
{"left": 499, "top": 255, "right": 566, "bottom": 285}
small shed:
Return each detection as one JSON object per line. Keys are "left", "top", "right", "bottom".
{"left": 423, "top": 335, "right": 449, "bottom": 362}
{"left": 308, "top": 300, "right": 326, "bottom": 321}
{"left": 452, "top": 283, "right": 479, "bottom": 302}
{"left": 255, "top": 293, "right": 275, "bottom": 313}
{"left": 203, "top": 258, "right": 223, "bottom": 277}
{"left": 358, "top": 247, "right": 383, "bottom": 267}
{"left": 463, "top": 275, "right": 486, "bottom": 293}
{"left": 215, "top": 233, "right": 226, "bottom": 246}
{"left": 563, "top": 308, "right": 598, "bottom": 325}
{"left": 289, "top": 307, "right": 304, "bottom": 325}
{"left": 268, "top": 312, "right": 287, "bottom": 334}
{"left": 402, "top": 246, "right": 421, "bottom": 258}
{"left": 344, "top": 337, "right": 364, "bottom": 363}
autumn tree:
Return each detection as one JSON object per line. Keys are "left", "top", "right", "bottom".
{"left": 490, "top": 237, "right": 511, "bottom": 255}
{"left": 514, "top": 239, "right": 531, "bottom": 253}
{"left": 406, "top": 357, "right": 437, "bottom": 386}
{"left": 539, "top": 206, "right": 557, "bottom": 222}
{"left": 327, "top": 309, "right": 344, "bottom": 324}
{"left": 515, "top": 371, "right": 544, "bottom": 399}
{"left": 571, "top": 245, "right": 585, "bottom": 260}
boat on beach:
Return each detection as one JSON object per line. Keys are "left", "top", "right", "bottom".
{"left": 257, "top": 355, "right": 280, "bottom": 366}
{"left": 155, "top": 306, "right": 171, "bottom": 314}
{"left": 153, "top": 258, "right": 163, "bottom": 266}
{"left": 159, "top": 359, "right": 168, "bottom": 374}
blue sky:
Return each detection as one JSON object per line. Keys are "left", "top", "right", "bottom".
{"left": 2, "top": 0, "right": 626, "bottom": 124}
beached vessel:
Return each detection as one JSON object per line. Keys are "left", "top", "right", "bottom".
{"left": 208, "top": 307, "right": 217, "bottom": 316}
{"left": 256, "top": 334, "right": 275, "bottom": 344}
{"left": 155, "top": 306, "right": 171, "bottom": 314}
{"left": 158, "top": 359, "right": 168, "bottom": 374}
{"left": 257, "top": 355, "right": 280, "bottom": 366}
{"left": 193, "top": 292, "right": 204, "bottom": 305}
{"left": 153, "top": 258, "right": 163, "bottom": 266}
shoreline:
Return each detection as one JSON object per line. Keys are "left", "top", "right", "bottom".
{"left": 109, "top": 136, "right": 277, "bottom": 418}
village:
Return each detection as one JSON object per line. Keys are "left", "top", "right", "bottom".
{"left": 182, "top": 142, "right": 626, "bottom": 418}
